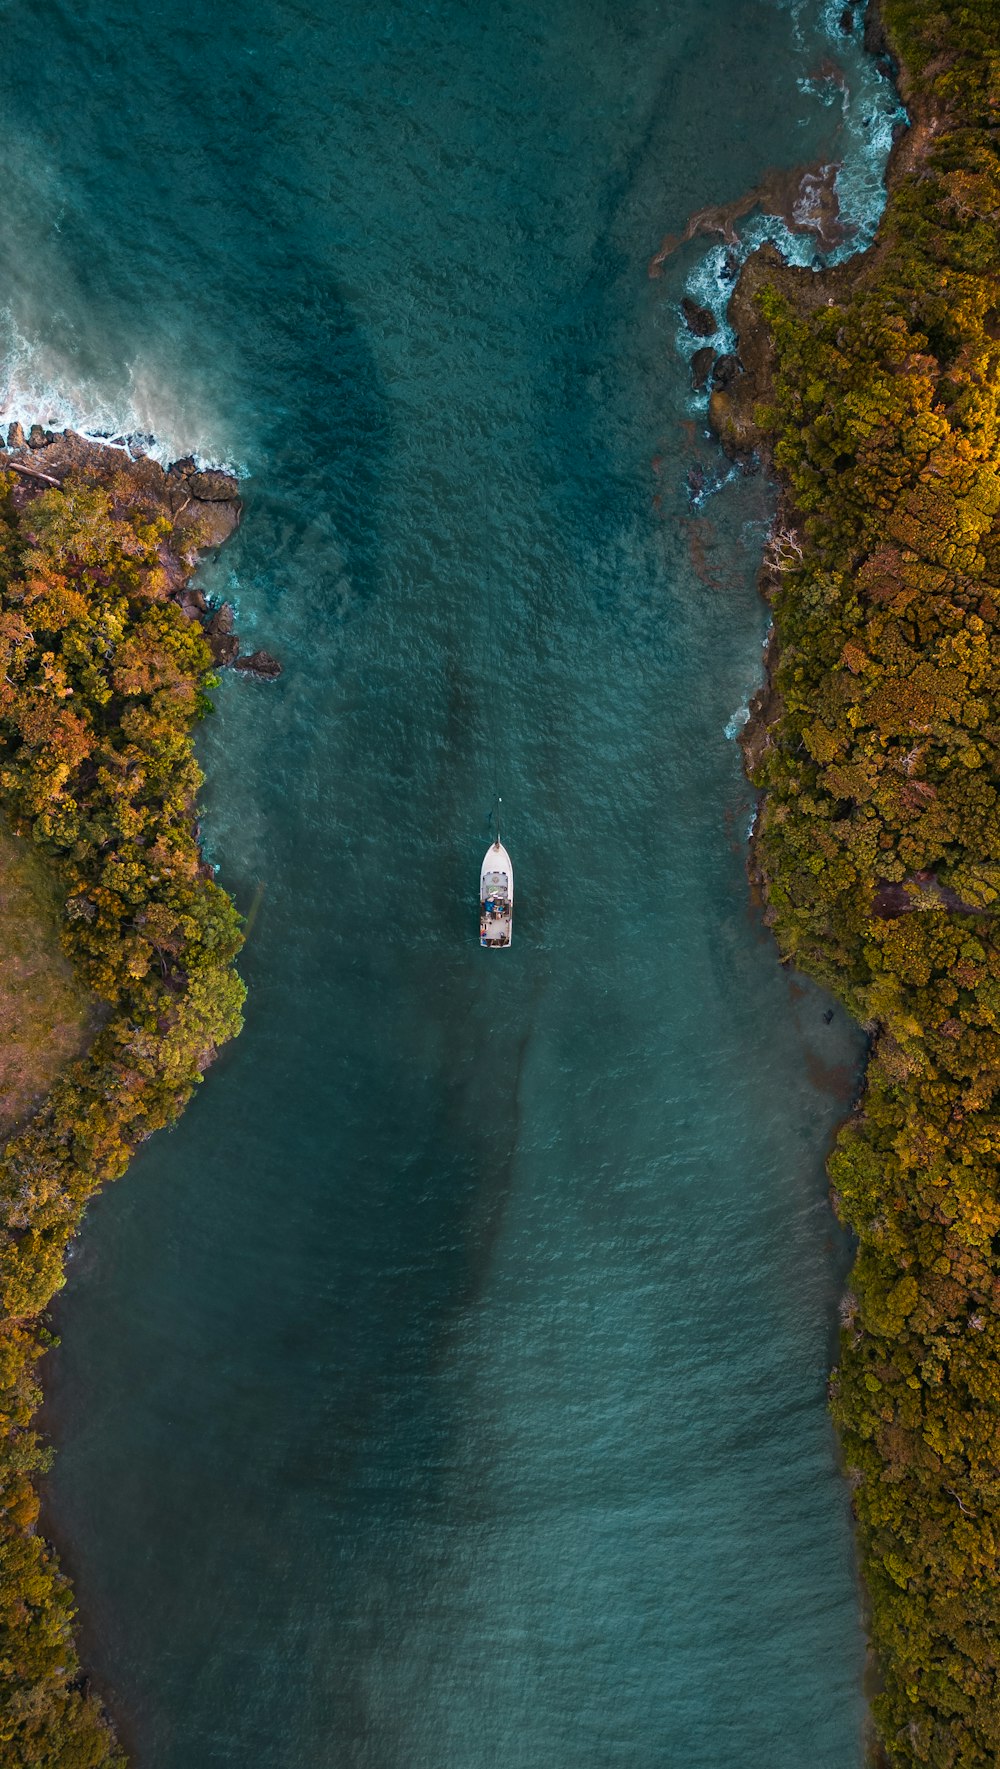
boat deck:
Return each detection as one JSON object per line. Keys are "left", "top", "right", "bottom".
{"left": 480, "top": 840, "right": 513, "bottom": 948}
{"left": 480, "top": 906, "right": 512, "bottom": 947}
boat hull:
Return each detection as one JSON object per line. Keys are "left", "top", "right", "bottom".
{"left": 480, "top": 840, "right": 513, "bottom": 948}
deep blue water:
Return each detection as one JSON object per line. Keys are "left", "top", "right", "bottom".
{"left": 0, "top": 2, "right": 900, "bottom": 1763}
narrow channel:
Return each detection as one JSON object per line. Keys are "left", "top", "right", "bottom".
{"left": 1, "top": 0, "right": 897, "bottom": 1761}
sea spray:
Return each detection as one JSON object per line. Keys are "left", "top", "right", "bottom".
{"left": 0, "top": 310, "right": 245, "bottom": 474}
{"left": 674, "top": 22, "right": 903, "bottom": 396}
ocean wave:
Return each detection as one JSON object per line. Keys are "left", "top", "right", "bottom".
{"left": 676, "top": 0, "right": 906, "bottom": 394}
{"left": 725, "top": 703, "right": 751, "bottom": 741}
{"left": 0, "top": 310, "right": 244, "bottom": 475}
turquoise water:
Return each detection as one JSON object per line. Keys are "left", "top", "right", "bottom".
{"left": 0, "top": 1, "right": 900, "bottom": 1763}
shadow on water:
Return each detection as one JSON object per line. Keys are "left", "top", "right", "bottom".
{"left": 3, "top": 3, "right": 391, "bottom": 608}
{"left": 529, "top": 0, "right": 859, "bottom": 574}
{"left": 20, "top": 2, "right": 891, "bottom": 1765}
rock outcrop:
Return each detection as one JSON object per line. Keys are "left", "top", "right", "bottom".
{"left": 680, "top": 296, "right": 717, "bottom": 337}
{"left": 0, "top": 426, "right": 280, "bottom": 679}
{"left": 234, "top": 649, "right": 282, "bottom": 679}
{"left": 690, "top": 347, "right": 715, "bottom": 392}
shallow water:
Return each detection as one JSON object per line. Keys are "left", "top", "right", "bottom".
{"left": 0, "top": 1, "right": 900, "bottom": 1763}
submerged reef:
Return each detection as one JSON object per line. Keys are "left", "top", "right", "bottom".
{"left": 0, "top": 429, "right": 263, "bottom": 1764}
{"left": 712, "top": 2, "right": 1000, "bottom": 1762}
{"left": 651, "top": 155, "right": 851, "bottom": 275}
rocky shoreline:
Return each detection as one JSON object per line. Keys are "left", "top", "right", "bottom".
{"left": 686, "top": 5, "right": 1000, "bottom": 1761}
{"left": 1, "top": 424, "right": 282, "bottom": 681}
{"left": 678, "top": 14, "right": 925, "bottom": 849}
{"left": 652, "top": 154, "right": 853, "bottom": 279}
{"left": 700, "top": 10, "right": 959, "bottom": 927}
{"left": 0, "top": 409, "right": 258, "bottom": 1764}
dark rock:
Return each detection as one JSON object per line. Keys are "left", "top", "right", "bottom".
{"left": 27, "top": 424, "right": 47, "bottom": 449}
{"left": 839, "top": 6, "right": 853, "bottom": 31}
{"left": 167, "top": 455, "right": 197, "bottom": 480}
{"left": 686, "top": 463, "right": 707, "bottom": 499}
{"left": 739, "top": 657, "right": 783, "bottom": 779}
{"left": 708, "top": 387, "right": 757, "bottom": 464}
{"left": 188, "top": 468, "right": 239, "bottom": 502}
{"left": 207, "top": 602, "right": 235, "bottom": 636}
{"left": 174, "top": 496, "right": 241, "bottom": 548}
{"left": 155, "top": 538, "right": 187, "bottom": 595}
{"left": 711, "top": 353, "right": 743, "bottom": 391}
{"left": 177, "top": 587, "right": 209, "bottom": 621}
{"left": 6, "top": 422, "right": 24, "bottom": 450}
{"left": 690, "top": 347, "right": 715, "bottom": 392}
{"left": 169, "top": 465, "right": 242, "bottom": 548}
{"left": 180, "top": 495, "right": 240, "bottom": 548}
{"left": 209, "top": 631, "right": 240, "bottom": 668}
{"left": 205, "top": 602, "right": 239, "bottom": 666}
{"left": 720, "top": 250, "right": 740, "bottom": 283}
{"left": 863, "top": 0, "right": 888, "bottom": 56}
{"left": 234, "top": 649, "right": 282, "bottom": 680}
{"left": 680, "top": 296, "right": 717, "bottom": 338}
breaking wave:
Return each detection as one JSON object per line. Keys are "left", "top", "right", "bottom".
{"left": 0, "top": 311, "right": 242, "bottom": 474}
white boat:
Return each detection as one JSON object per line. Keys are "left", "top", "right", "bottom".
{"left": 480, "top": 839, "right": 513, "bottom": 948}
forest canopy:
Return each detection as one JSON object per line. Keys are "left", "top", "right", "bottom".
{"left": 738, "top": 2, "right": 1000, "bottom": 1763}
{"left": 0, "top": 457, "right": 244, "bottom": 1766}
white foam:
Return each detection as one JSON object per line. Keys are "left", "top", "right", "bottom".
{"left": 675, "top": 0, "right": 908, "bottom": 377}
{"left": 796, "top": 73, "right": 845, "bottom": 112}
{"left": 0, "top": 309, "right": 245, "bottom": 476}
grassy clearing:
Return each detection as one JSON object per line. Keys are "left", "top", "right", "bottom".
{"left": 0, "top": 823, "right": 93, "bottom": 1138}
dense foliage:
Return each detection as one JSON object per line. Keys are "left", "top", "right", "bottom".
{"left": 0, "top": 462, "right": 244, "bottom": 1765}
{"left": 741, "top": 3, "right": 1000, "bottom": 1762}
